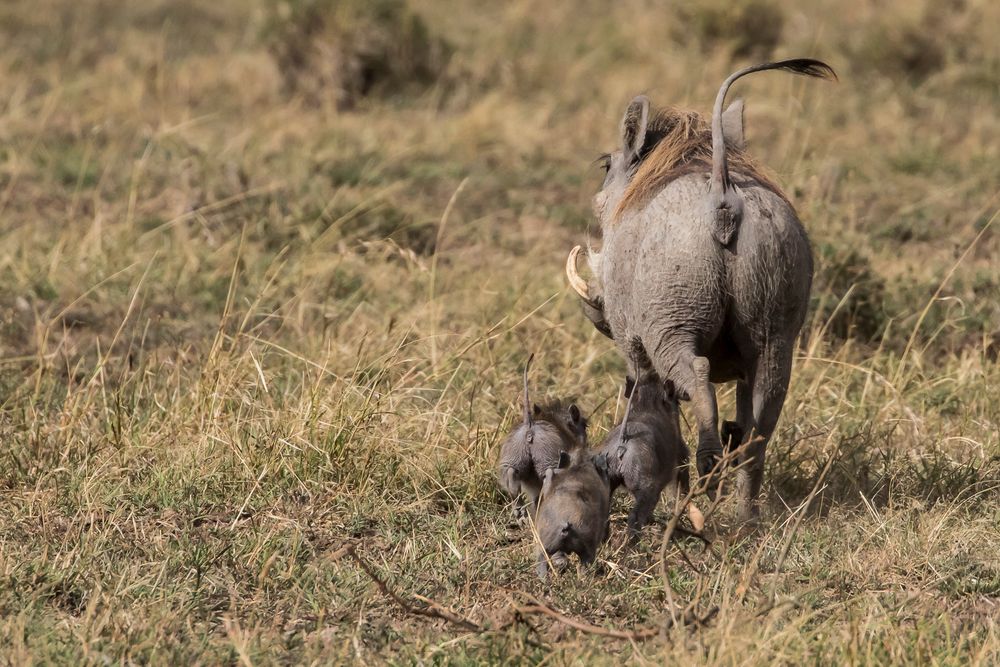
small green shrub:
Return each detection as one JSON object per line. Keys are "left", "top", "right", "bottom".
{"left": 844, "top": 1, "right": 993, "bottom": 83}
{"left": 674, "top": 0, "right": 784, "bottom": 60}
{"left": 264, "top": 0, "right": 451, "bottom": 108}
{"left": 852, "top": 24, "right": 944, "bottom": 82}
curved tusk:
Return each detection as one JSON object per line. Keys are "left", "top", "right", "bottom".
{"left": 565, "top": 245, "right": 590, "bottom": 300}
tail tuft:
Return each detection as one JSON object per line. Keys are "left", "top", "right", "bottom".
{"left": 709, "top": 57, "right": 837, "bottom": 244}
{"left": 764, "top": 58, "right": 838, "bottom": 82}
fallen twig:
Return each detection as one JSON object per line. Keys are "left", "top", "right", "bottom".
{"left": 659, "top": 445, "right": 750, "bottom": 624}
{"left": 346, "top": 547, "right": 550, "bottom": 648}
{"left": 344, "top": 545, "right": 483, "bottom": 633}
{"left": 514, "top": 596, "right": 719, "bottom": 642}
{"left": 772, "top": 448, "right": 839, "bottom": 575}
{"left": 670, "top": 524, "right": 711, "bottom": 546}
{"left": 516, "top": 601, "right": 658, "bottom": 640}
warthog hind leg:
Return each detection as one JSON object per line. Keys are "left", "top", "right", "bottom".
{"left": 689, "top": 356, "right": 724, "bottom": 493}
{"left": 736, "top": 343, "right": 793, "bottom": 522}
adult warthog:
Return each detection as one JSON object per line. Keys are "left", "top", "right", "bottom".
{"left": 566, "top": 59, "right": 836, "bottom": 521}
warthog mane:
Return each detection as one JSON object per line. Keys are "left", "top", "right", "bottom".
{"left": 613, "top": 106, "right": 787, "bottom": 221}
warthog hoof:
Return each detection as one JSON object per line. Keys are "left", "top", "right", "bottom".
{"left": 721, "top": 420, "right": 745, "bottom": 451}
{"left": 536, "top": 551, "right": 569, "bottom": 580}
{"left": 697, "top": 445, "right": 725, "bottom": 499}
{"left": 738, "top": 498, "right": 762, "bottom": 527}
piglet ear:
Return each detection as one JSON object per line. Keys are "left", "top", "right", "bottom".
{"left": 663, "top": 379, "right": 676, "bottom": 400}
{"left": 558, "top": 451, "right": 572, "bottom": 469}
{"left": 592, "top": 453, "right": 609, "bottom": 479}
{"left": 568, "top": 403, "right": 582, "bottom": 423}
{"left": 533, "top": 403, "right": 541, "bottom": 416}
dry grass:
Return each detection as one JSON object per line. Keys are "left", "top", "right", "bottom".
{"left": 0, "top": 0, "right": 998, "bottom": 663}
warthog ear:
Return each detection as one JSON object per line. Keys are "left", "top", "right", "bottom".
{"left": 568, "top": 403, "right": 582, "bottom": 424}
{"left": 620, "top": 95, "right": 650, "bottom": 165}
{"left": 592, "top": 453, "right": 609, "bottom": 480}
{"left": 721, "top": 98, "right": 745, "bottom": 151}
{"left": 558, "top": 451, "right": 572, "bottom": 469}
{"left": 663, "top": 378, "right": 676, "bottom": 400}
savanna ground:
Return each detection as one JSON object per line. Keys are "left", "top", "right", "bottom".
{"left": 0, "top": 0, "right": 998, "bottom": 663}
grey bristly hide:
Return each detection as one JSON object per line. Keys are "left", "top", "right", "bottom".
{"left": 567, "top": 59, "right": 837, "bottom": 522}
{"left": 598, "top": 377, "right": 704, "bottom": 538}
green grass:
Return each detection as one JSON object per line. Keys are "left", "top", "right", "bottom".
{"left": 0, "top": 0, "right": 998, "bottom": 663}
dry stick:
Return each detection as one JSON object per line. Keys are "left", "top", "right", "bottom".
{"left": 671, "top": 533, "right": 707, "bottom": 576}
{"left": 732, "top": 447, "right": 840, "bottom": 609}
{"left": 345, "top": 546, "right": 483, "bottom": 633}
{"left": 514, "top": 598, "right": 719, "bottom": 641}
{"left": 516, "top": 602, "right": 658, "bottom": 641}
{"left": 659, "top": 445, "right": 751, "bottom": 625}
{"left": 666, "top": 443, "right": 761, "bottom": 619}
{"left": 772, "top": 446, "right": 840, "bottom": 576}
{"left": 347, "top": 549, "right": 553, "bottom": 647}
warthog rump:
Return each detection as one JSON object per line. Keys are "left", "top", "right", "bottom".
{"left": 567, "top": 59, "right": 836, "bottom": 522}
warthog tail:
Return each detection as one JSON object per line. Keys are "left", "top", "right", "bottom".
{"left": 523, "top": 353, "right": 534, "bottom": 430}
{"left": 710, "top": 58, "right": 837, "bottom": 196}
